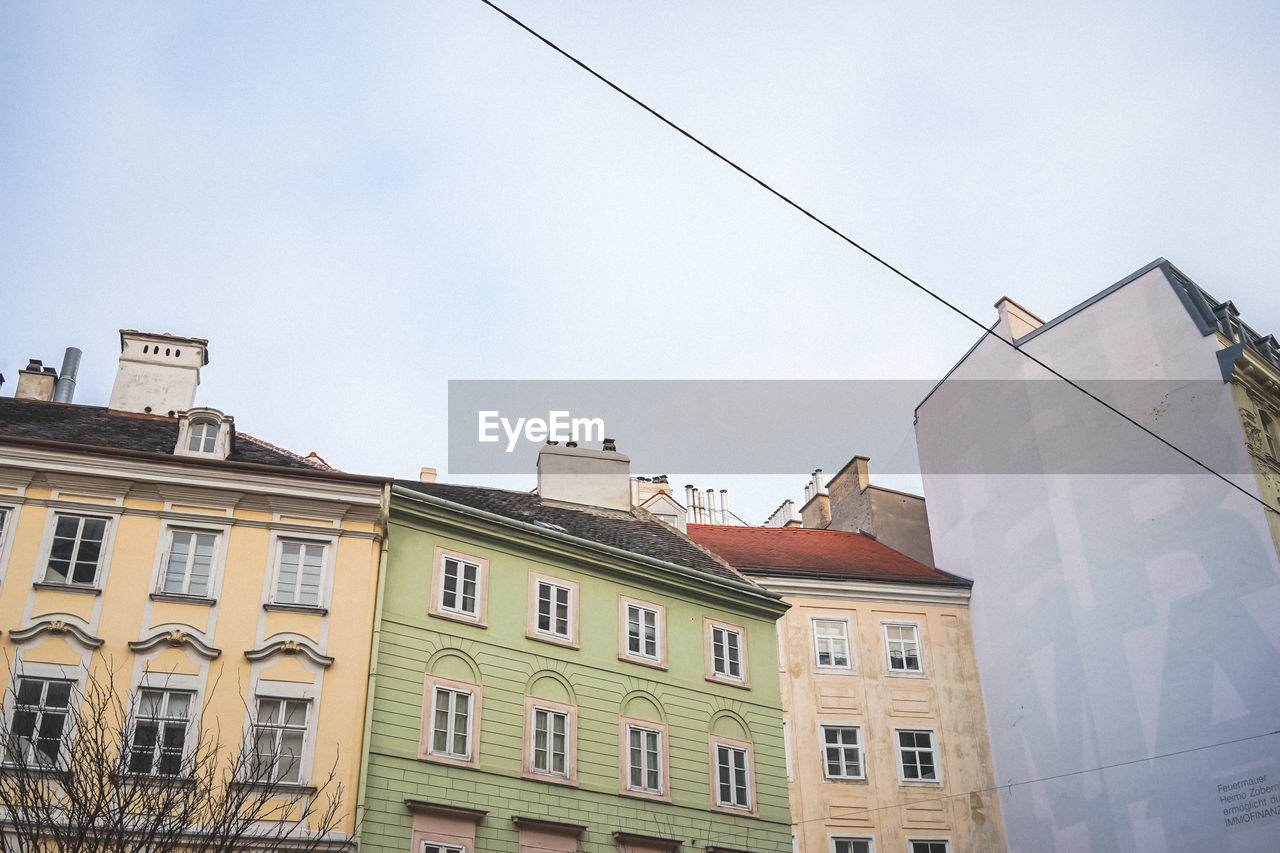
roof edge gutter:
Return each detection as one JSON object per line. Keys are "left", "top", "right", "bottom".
{"left": 390, "top": 485, "right": 785, "bottom": 607}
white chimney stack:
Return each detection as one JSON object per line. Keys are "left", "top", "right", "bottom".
{"left": 537, "top": 441, "right": 631, "bottom": 510}
{"left": 108, "top": 330, "right": 209, "bottom": 416}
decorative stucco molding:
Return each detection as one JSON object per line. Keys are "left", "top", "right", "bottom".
{"left": 9, "top": 617, "right": 104, "bottom": 649}
{"left": 244, "top": 636, "right": 334, "bottom": 668}
{"left": 129, "top": 628, "right": 222, "bottom": 660}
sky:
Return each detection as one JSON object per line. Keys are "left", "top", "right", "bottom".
{"left": 3, "top": 1, "right": 1278, "bottom": 523}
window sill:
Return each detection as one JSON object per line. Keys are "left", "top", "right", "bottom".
{"left": 822, "top": 776, "right": 869, "bottom": 785}
{"left": 886, "top": 671, "right": 927, "bottom": 679}
{"left": 418, "top": 750, "right": 480, "bottom": 770}
{"left": 618, "top": 653, "right": 667, "bottom": 671}
{"left": 814, "top": 666, "right": 857, "bottom": 676}
{"left": 526, "top": 630, "right": 578, "bottom": 650}
{"left": 229, "top": 779, "right": 318, "bottom": 794}
{"left": 428, "top": 608, "right": 487, "bottom": 629}
{"left": 263, "top": 603, "right": 329, "bottom": 616}
{"left": 620, "top": 786, "right": 672, "bottom": 804}
{"left": 151, "top": 592, "right": 216, "bottom": 607}
{"left": 898, "top": 779, "right": 944, "bottom": 787}
{"left": 705, "top": 674, "right": 751, "bottom": 690}
{"left": 522, "top": 769, "right": 578, "bottom": 787}
{"left": 32, "top": 581, "right": 100, "bottom": 596}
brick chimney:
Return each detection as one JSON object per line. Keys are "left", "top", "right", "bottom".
{"left": 15, "top": 360, "right": 57, "bottom": 401}
{"left": 107, "top": 330, "right": 209, "bottom": 416}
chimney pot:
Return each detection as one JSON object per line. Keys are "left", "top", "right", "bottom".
{"left": 602, "top": 438, "right": 617, "bottom": 452}
{"left": 419, "top": 467, "right": 437, "bottom": 483}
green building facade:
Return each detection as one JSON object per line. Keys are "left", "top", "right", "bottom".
{"left": 357, "top": 476, "right": 792, "bottom": 853}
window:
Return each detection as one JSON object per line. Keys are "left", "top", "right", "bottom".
{"left": 896, "top": 729, "right": 938, "bottom": 782}
{"left": 159, "top": 530, "right": 217, "bottom": 597}
{"left": 626, "top": 724, "right": 663, "bottom": 794}
{"left": 441, "top": 556, "right": 480, "bottom": 618}
{"left": 713, "top": 742, "right": 751, "bottom": 810}
{"left": 422, "top": 845, "right": 464, "bottom": 853}
{"left": 429, "top": 687, "right": 473, "bottom": 761}
{"left": 783, "top": 720, "right": 793, "bottom": 781}
{"left": 821, "top": 725, "right": 864, "bottom": 780}
{"left": 530, "top": 576, "right": 575, "bottom": 644}
{"left": 813, "top": 618, "right": 852, "bottom": 670}
{"left": 884, "top": 623, "right": 922, "bottom": 673}
{"left": 831, "top": 840, "right": 873, "bottom": 853}
{"left": 129, "top": 689, "right": 192, "bottom": 775}
{"left": 7, "top": 678, "right": 73, "bottom": 766}
{"left": 627, "top": 603, "right": 658, "bottom": 659}
{"left": 250, "top": 697, "right": 309, "bottom": 783}
{"left": 271, "top": 540, "right": 325, "bottom": 607}
{"left": 706, "top": 618, "right": 748, "bottom": 685}
{"left": 187, "top": 421, "right": 217, "bottom": 453}
{"left": 1262, "top": 409, "right": 1279, "bottom": 457}
{"left": 530, "top": 706, "right": 568, "bottom": 778}
{"left": 908, "top": 841, "right": 949, "bottom": 853}
{"left": 44, "top": 513, "right": 108, "bottom": 586}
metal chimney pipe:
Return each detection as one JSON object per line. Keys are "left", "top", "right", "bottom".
{"left": 685, "top": 485, "right": 696, "bottom": 519}
{"left": 720, "top": 489, "right": 729, "bottom": 525}
{"left": 706, "top": 489, "right": 715, "bottom": 525}
{"left": 52, "top": 347, "right": 82, "bottom": 403}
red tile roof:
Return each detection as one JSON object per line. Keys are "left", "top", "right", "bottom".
{"left": 685, "top": 524, "right": 970, "bottom": 587}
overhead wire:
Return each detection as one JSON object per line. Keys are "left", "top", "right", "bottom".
{"left": 475, "top": 0, "right": 1280, "bottom": 519}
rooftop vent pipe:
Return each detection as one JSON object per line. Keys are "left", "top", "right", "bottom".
{"left": 52, "top": 347, "right": 82, "bottom": 404}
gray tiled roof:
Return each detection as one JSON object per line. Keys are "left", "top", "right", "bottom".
{"left": 395, "top": 480, "right": 749, "bottom": 584}
{"left": 0, "top": 397, "right": 322, "bottom": 470}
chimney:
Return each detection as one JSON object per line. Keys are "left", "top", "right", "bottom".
{"left": 52, "top": 347, "right": 82, "bottom": 404}
{"left": 537, "top": 440, "right": 631, "bottom": 511}
{"left": 15, "top": 360, "right": 57, "bottom": 401}
{"left": 108, "top": 330, "right": 209, "bottom": 416}
{"left": 827, "top": 455, "right": 873, "bottom": 536}
{"left": 720, "top": 489, "right": 729, "bottom": 524}
{"left": 994, "top": 296, "right": 1044, "bottom": 341}
{"left": 419, "top": 467, "right": 438, "bottom": 483}
{"left": 800, "top": 468, "right": 831, "bottom": 529}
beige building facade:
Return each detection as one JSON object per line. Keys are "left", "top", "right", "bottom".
{"left": 688, "top": 524, "right": 1005, "bottom": 853}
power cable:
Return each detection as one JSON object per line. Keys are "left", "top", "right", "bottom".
{"left": 475, "top": 0, "right": 1280, "bottom": 519}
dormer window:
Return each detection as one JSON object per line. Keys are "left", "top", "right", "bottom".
{"left": 175, "top": 408, "right": 233, "bottom": 460}
{"left": 188, "top": 421, "right": 217, "bottom": 453}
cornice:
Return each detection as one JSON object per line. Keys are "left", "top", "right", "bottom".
{"left": 129, "top": 628, "right": 222, "bottom": 660}
{"left": 9, "top": 618, "right": 105, "bottom": 649}
{"left": 749, "top": 575, "right": 972, "bottom": 607}
{"left": 245, "top": 637, "right": 334, "bottom": 668}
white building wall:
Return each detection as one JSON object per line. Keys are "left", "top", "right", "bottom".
{"left": 916, "top": 266, "right": 1280, "bottom": 852}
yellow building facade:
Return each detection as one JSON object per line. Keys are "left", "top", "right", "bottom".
{"left": 687, "top": 524, "right": 1006, "bottom": 853}
{"left": 0, "top": 332, "right": 385, "bottom": 847}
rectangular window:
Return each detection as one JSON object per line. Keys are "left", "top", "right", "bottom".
{"left": 129, "top": 689, "right": 192, "bottom": 775}
{"left": 832, "top": 839, "right": 873, "bottom": 853}
{"left": 897, "top": 729, "right": 938, "bottom": 782}
{"left": 535, "top": 580, "right": 572, "bottom": 641}
{"left": 250, "top": 697, "right": 309, "bottom": 783}
{"left": 885, "top": 623, "right": 922, "bottom": 673}
{"left": 813, "top": 618, "right": 852, "bottom": 669}
{"left": 710, "top": 624, "right": 743, "bottom": 681}
{"left": 422, "top": 845, "right": 464, "bottom": 853}
{"left": 821, "top": 725, "right": 863, "bottom": 780}
{"left": 45, "top": 513, "right": 108, "bottom": 586}
{"left": 714, "top": 743, "right": 751, "bottom": 809}
{"left": 626, "top": 724, "right": 663, "bottom": 794}
{"left": 626, "top": 603, "right": 660, "bottom": 660}
{"left": 530, "top": 706, "right": 568, "bottom": 777}
{"left": 908, "top": 841, "right": 949, "bottom": 853}
{"left": 430, "top": 687, "right": 472, "bottom": 761}
{"left": 159, "top": 530, "right": 217, "bottom": 597}
{"left": 8, "top": 678, "right": 73, "bottom": 766}
{"left": 441, "top": 556, "right": 480, "bottom": 618}
{"left": 273, "top": 540, "right": 325, "bottom": 606}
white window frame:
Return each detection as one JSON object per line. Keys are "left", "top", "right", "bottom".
{"left": 906, "top": 839, "right": 950, "bottom": 853}
{"left": 624, "top": 723, "right": 664, "bottom": 795}
{"left": 155, "top": 525, "right": 223, "bottom": 599}
{"left": 128, "top": 687, "right": 194, "bottom": 776}
{"left": 625, "top": 602, "right": 661, "bottom": 662}
{"left": 1261, "top": 408, "right": 1279, "bottom": 458}
{"left": 531, "top": 576, "right": 575, "bottom": 644}
{"left": 528, "top": 704, "right": 570, "bottom": 779}
{"left": 883, "top": 621, "right": 924, "bottom": 675}
{"left": 895, "top": 728, "right": 941, "bottom": 784}
{"left": 705, "top": 618, "right": 749, "bottom": 686}
{"left": 421, "top": 844, "right": 465, "bottom": 853}
{"left": 267, "top": 535, "right": 332, "bottom": 609}
{"left": 712, "top": 739, "right": 753, "bottom": 812}
{"left": 440, "top": 556, "right": 482, "bottom": 620}
{"left": 5, "top": 674, "right": 77, "bottom": 767}
{"left": 428, "top": 686, "right": 474, "bottom": 762}
{"left": 820, "top": 724, "right": 865, "bottom": 781}
{"left": 40, "top": 511, "right": 113, "bottom": 588}
{"left": 812, "top": 617, "right": 853, "bottom": 671}
{"left": 188, "top": 421, "right": 218, "bottom": 454}
{"left": 829, "top": 837, "right": 875, "bottom": 853}
{"left": 783, "top": 719, "right": 793, "bottom": 782}
{"left": 249, "top": 695, "right": 311, "bottom": 784}
{"left": 0, "top": 504, "right": 17, "bottom": 586}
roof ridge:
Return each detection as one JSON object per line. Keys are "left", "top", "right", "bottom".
{"left": 237, "top": 432, "right": 335, "bottom": 470}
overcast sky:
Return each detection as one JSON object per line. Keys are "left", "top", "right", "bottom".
{"left": 3, "top": 1, "right": 1278, "bottom": 522}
